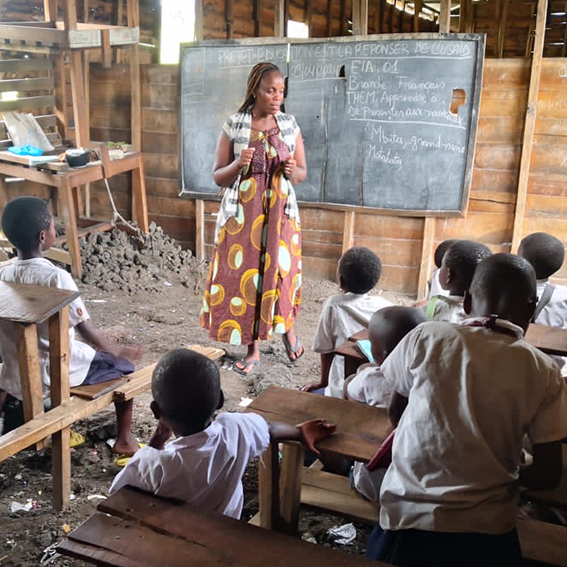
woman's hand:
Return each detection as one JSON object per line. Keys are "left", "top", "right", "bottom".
{"left": 237, "top": 148, "right": 255, "bottom": 168}
{"left": 284, "top": 154, "right": 296, "bottom": 178}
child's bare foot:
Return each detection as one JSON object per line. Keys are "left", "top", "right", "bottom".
{"left": 112, "top": 433, "right": 140, "bottom": 457}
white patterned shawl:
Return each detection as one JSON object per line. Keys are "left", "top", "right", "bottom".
{"left": 214, "top": 110, "right": 301, "bottom": 243}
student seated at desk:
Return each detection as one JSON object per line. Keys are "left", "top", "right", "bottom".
{"left": 425, "top": 240, "right": 491, "bottom": 324}
{"left": 0, "top": 197, "right": 142, "bottom": 457}
{"left": 303, "top": 246, "right": 392, "bottom": 397}
{"left": 367, "top": 254, "right": 567, "bottom": 567}
{"left": 519, "top": 232, "right": 567, "bottom": 374}
{"left": 343, "top": 306, "right": 427, "bottom": 503}
{"left": 110, "top": 349, "right": 335, "bottom": 519}
{"left": 427, "top": 239, "right": 457, "bottom": 299}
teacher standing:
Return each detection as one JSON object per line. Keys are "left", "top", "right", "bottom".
{"left": 200, "top": 62, "right": 307, "bottom": 375}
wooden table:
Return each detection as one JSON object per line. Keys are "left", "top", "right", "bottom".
{"left": 0, "top": 280, "right": 77, "bottom": 510}
{"left": 0, "top": 145, "right": 148, "bottom": 278}
{"left": 58, "top": 486, "right": 386, "bottom": 567}
{"left": 248, "top": 386, "right": 392, "bottom": 532}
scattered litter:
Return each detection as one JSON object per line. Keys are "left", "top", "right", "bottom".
{"left": 10, "top": 499, "right": 34, "bottom": 513}
{"left": 239, "top": 397, "right": 254, "bottom": 408}
{"left": 62, "top": 524, "right": 72, "bottom": 534}
{"left": 5, "top": 540, "right": 16, "bottom": 550}
{"left": 106, "top": 438, "right": 116, "bottom": 449}
{"left": 40, "top": 543, "right": 61, "bottom": 565}
{"left": 87, "top": 299, "right": 107, "bottom": 303}
{"left": 87, "top": 494, "right": 107, "bottom": 502}
{"left": 164, "top": 281, "right": 173, "bottom": 287}
{"left": 301, "top": 532, "right": 317, "bottom": 544}
{"left": 70, "top": 494, "right": 76, "bottom": 501}
{"left": 326, "top": 523, "right": 357, "bottom": 545}
{"left": 38, "top": 490, "right": 42, "bottom": 496}
{"left": 14, "top": 474, "right": 22, "bottom": 481}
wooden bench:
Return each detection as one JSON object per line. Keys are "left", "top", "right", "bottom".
{"left": 58, "top": 485, "right": 386, "bottom": 567}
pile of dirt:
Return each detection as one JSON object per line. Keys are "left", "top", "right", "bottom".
{"left": 79, "top": 222, "right": 195, "bottom": 293}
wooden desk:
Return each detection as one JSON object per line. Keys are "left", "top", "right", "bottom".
{"left": 248, "top": 386, "right": 392, "bottom": 532}
{"left": 0, "top": 280, "right": 77, "bottom": 510}
{"left": 0, "top": 147, "right": 149, "bottom": 278}
{"left": 58, "top": 486, "right": 386, "bottom": 567}
{"left": 340, "top": 322, "right": 567, "bottom": 377}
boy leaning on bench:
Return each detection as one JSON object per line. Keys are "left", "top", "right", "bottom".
{"left": 0, "top": 196, "right": 143, "bottom": 457}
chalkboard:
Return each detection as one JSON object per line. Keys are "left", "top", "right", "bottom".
{"left": 179, "top": 34, "right": 485, "bottom": 215}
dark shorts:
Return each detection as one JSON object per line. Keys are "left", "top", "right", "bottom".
{"left": 1, "top": 351, "right": 134, "bottom": 434}
{"left": 80, "top": 351, "right": 134, "bottom": 386}
{"left": 366, "top": 524, "right": 522, "bottom": 567}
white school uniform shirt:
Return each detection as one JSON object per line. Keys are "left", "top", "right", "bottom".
{"left": 427, "top": 294, "right": 466, "bottom": 324}
{"left": 534, "top": 279, "right": 567, "bottom": 373}
{"left": 0, "top": 258, "right": 95, "bottom": 400}
{"left": 345, "top": 362, "right": 394, "bottom": 503}
{"left": 312, "top": 292, "right": 392, "bottom": 398}
{"left": 428, "top": 268, "right": 450, "bottom": 299}
{"left": 379, "top": 319, "right": 567, "bottom": 534}
{"left": 110, "top": 412, "right": 270, "bottom": 519}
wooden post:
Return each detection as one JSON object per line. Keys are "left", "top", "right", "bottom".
{"left": 417, "top": 217, "right": 435, "bottom": 300}
{"left": 497, "top": 0, "right": 509, "bottom": 58}
{"left": 49, "top": 307, "right": 70, "bottom": 511}
{"left": 116, "top": 0, "right": 125, "bottom": 63}
{"left": 525, "top": 2, "right": 536, "bottom": 57}
{"left": 278, "top": 443, "right": 304, "bottom": 533}
{"left": 352, "top": 0, "right": 369, "bottom": 35}
{"left": 374, "top": 0, "right": 382, "bottom": 33}
{"left": 195, "top": 198, "right": 205, "bottom": 261}
{"left": 413, "top": 0, "right": 422, "bottom": 31}
{"left": 44, "top": 0, "right": 58, "bottom": 21}
{"left": 227, "top": 0, "right": 235, "bottom": 38}
{"left": 340, "top": 0, "right": 346, "bottom": 35}
{"left": 511, "top": 0, "right": 548, "bottom": 251}
{"left": 195, "top": 0, "right": 204, "bottom": 40}
{"left": 439, "top": 0, "right": 451, "bottom": 32}
{"left": 342, "top": 211, "right": 355, "bottom": 254}
{"left": 274, "top": 0, "right": 285, "bottom": 37}
{"left": 16, "top": 324, "right": 44, "bottom": 424}
{"left": 326, "top": 0, "right": 333, "bottom": 36}
{"left": 258, "top": 443, "right": 281, "bottom": 529}
{"left": 127, "top": 0, "right": 141, "bottom": 151}
{"left": 306, "top": 0, "right": 313, "bottom": 36}
{"left": 132, "top": 155, "right": 149, "bottom": 232}
{"left": 59, "top": 178, "right": 83, "bottom": 278}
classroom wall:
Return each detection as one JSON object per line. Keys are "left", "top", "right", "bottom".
{"left": 81, "top": 56, "right": 567, "bottom": 296}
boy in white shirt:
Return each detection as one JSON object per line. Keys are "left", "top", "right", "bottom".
{"left": 367, "top": 254, "right": 567, "bottom": 567}
{"left": 110, "top": 348, "right": 335, "bottom": 518}
{"left": 518, "top": 232, "right": 567, "bottom": 373}
{"left": 304, "top": 247, "right": 392, "bottom": 397}
{"left": 0, "top": 197, "right": 142, "bottom": 456}
{"left": 426, "top": 240, "right": 491, "bottom": 324}
{"left": 344, "top": 306, "right": 427, "bottom": 503}
{"left": 427, "top": 239, "right": 457, "bottom": 299}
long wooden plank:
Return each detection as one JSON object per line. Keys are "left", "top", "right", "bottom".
{"left": 0, "top": 59, "right": 53, "bottom": 73}
{"left": 0, "top": 95, "right": 55, "bottom": 112}
{"left": 0, "top": 24, "right": 64, "bottom": 45}
{"left": 510, "top": 0, "right": 548, "bottom": 252}
{"left": 0, "top": 77, "right": 54, "bottom": 93}
{"left": 97, "top": 487, "right": 382, "bottom": 566}
{"left": 301, "top": 467, "right": 379, "bottom": 523}
{"left": 248, "top": 387, "right": 392, "bottom": 462}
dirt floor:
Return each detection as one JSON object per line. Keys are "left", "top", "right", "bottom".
{"left": 0, "top": 260, "right": 410, "bottom": 567}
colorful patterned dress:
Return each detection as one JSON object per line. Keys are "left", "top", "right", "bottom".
{"left": 200, "top": 127, "right": 302, "bottom": 345}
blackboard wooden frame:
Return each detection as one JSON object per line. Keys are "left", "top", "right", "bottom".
{"left": 178, "top": 33, "right": 485, "bottom": 218}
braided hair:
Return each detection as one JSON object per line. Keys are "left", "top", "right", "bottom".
{"left": 237, "top": 62, "right": 283, "bottom": 113}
